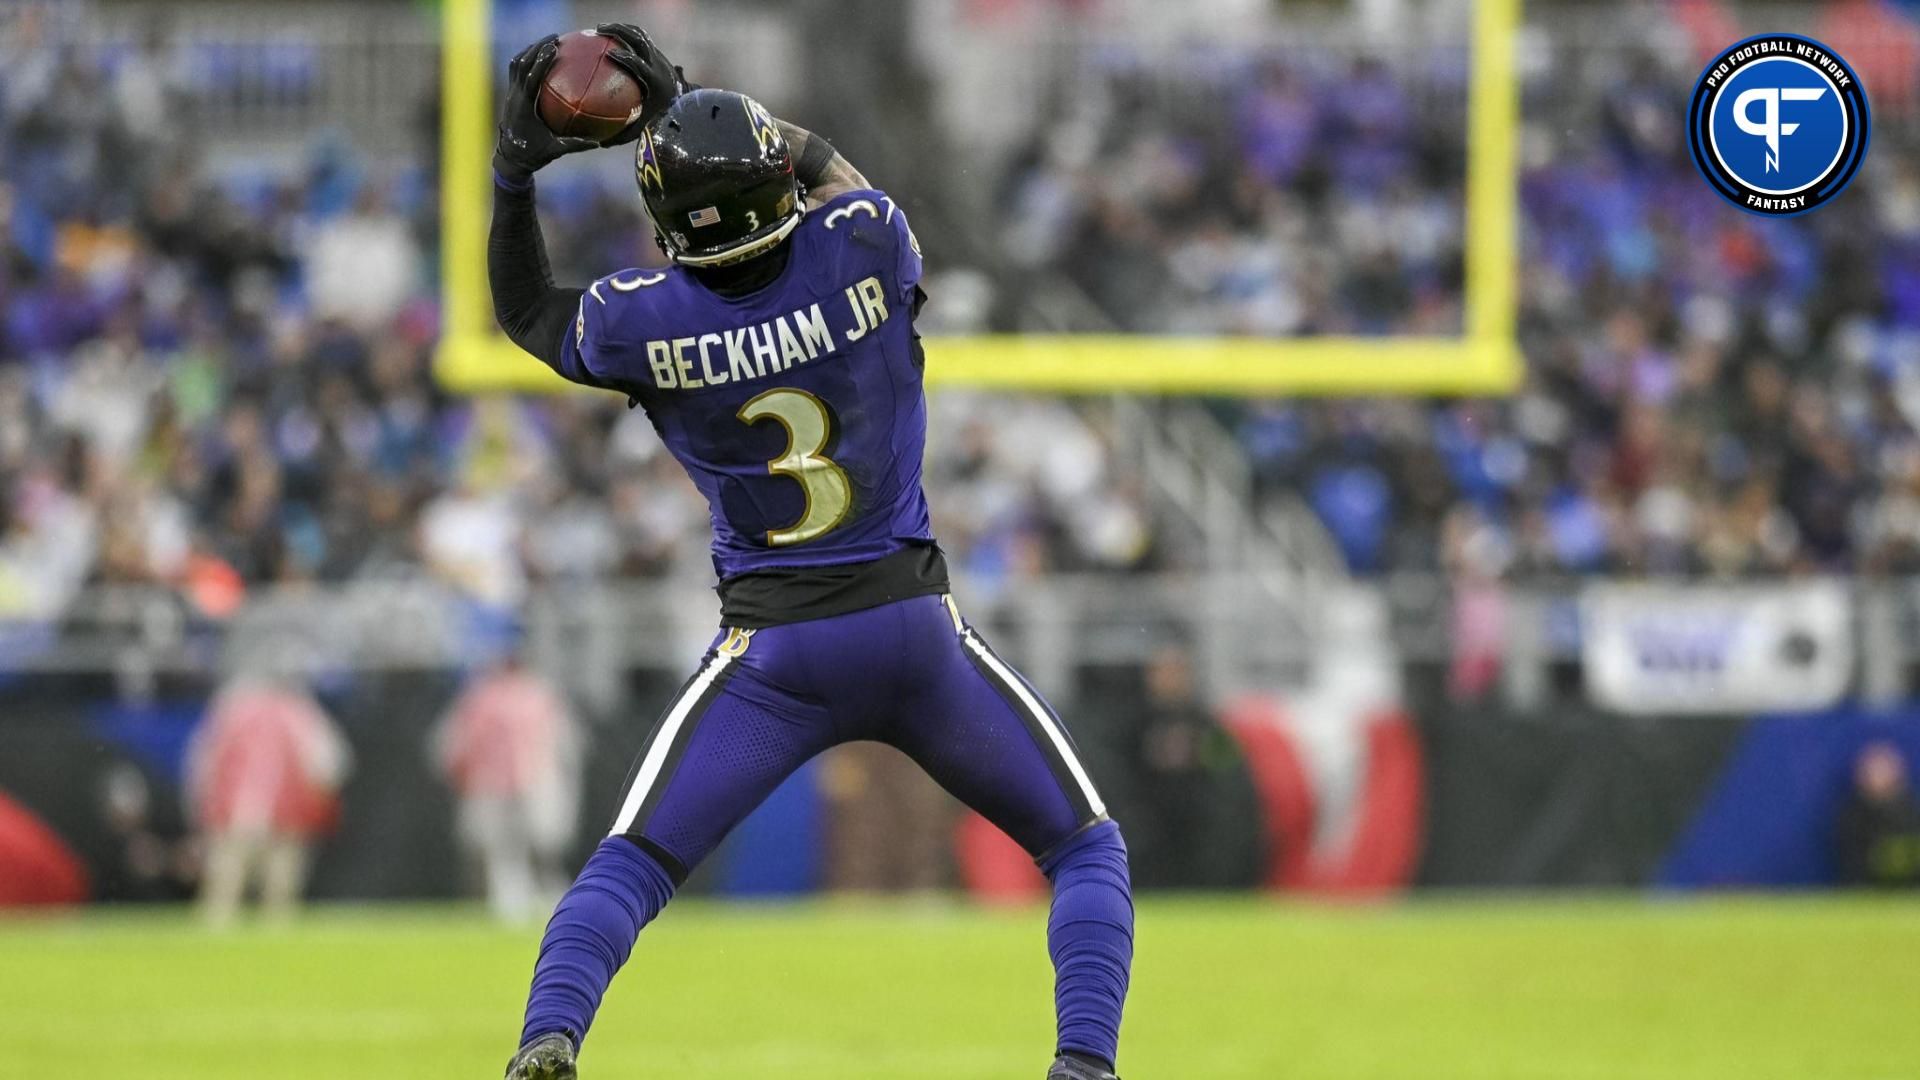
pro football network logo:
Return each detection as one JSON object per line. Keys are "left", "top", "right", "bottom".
{"left": 1688, "top": 34, "right": 1869, "bottom": 216}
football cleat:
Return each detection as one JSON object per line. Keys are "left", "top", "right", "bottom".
{"left": 504, "top": 1032, "right": 577, "bottom": 1080}
{"left": 1048, "top": 1054, "right": 1120, "bottom": 1080}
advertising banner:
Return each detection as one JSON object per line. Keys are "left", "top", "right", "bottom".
{"left": 1583, "top": 582, "right": 1852, "bottom": 715}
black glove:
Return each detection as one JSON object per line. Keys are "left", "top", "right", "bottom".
{"left": 592, "top": 22, "right": 695, "bottom": 146}
{"left": 493, "top": 35, "right": 600, "bottom": 183}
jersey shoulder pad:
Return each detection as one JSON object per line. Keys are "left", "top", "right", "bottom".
{"left": 807, "top": 188, "right": 921, "bottom": 291}
{"left": 814, "top": 189, "right": 888, "bottom": 229}
{"left": 565, "top": 267, "right": 683, "bottom": 385}
{"left": 813, "top": 189, "right": 916, "bottom": 245}
{"left": 581, "top": 267, "right": 682, "bottom": 343}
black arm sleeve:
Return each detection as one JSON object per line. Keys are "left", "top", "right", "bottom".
{"left": 795, "top": 132, "right": 838, "bottom": 190}
{"left": 488, "top": 180, "right": 584, "bottom": 376}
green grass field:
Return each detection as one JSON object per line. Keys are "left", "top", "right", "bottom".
{"left": 1, "top": 897, "right": 1915, "bottom": 1079}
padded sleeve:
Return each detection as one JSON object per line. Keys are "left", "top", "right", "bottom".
{"left": 488, "top": 177, "right": 593, "bottom": 383}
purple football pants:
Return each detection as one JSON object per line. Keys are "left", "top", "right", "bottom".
{"left": 519, "top": 593, "right": 1133, "bottom": 1066}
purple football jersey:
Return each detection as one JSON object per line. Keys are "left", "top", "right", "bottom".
{"left": 558, "top": 189, "right": 933, "bottom": 578}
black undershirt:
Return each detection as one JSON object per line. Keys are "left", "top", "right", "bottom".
{"left": 716, "top": 544, "right": 950, "bottom": 629}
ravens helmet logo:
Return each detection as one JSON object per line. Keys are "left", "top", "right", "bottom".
{"left": 744, "top": 97, "right": 782, "bottom": 157}
{"left": 636, "top": 129, "right": 666, "bottom": 196}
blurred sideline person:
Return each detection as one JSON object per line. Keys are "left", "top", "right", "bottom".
{"left": 1093, "top": 643, "right": 1261, "bottom": 890}
{"left": 434, "top": 652, "right": 581, "bottom": 921}
{"left": 185, "top": 673, "right": 351, "bottom": 925}
{"left": 489, "top": 25, "right": 1132, "bottom": 1080}
{"left": 98, "top": 761, "right": 198, "bottom": 902}
{"left": 1836, "top": 741, "right": 1920, "bottom": 888}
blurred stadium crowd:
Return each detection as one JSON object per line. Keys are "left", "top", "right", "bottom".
{"left": 4, "top": 5, "right": 1920, "bottom": 638}
{"left": 997, "top": 21, "right": 1920, "bottom": 580}
{"left": 0, "top": 22, "right": 1168, "bottom": 624}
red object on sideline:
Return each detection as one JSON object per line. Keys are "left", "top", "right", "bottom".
{"left": 1223, "top": 697, "right": 1425, "bottom": 897}
{"left": 187, "top": 680, "right": 349, "bottom": 837}
{"left": 1295, "top": 711, "right": 1424, "bottom": 895}
{"left": 954, "top": 811, "right": 1046, "bottom": 903}
{"left": 1221, "top": 702, "right": 1317, "bottom": 889}
{"left": 0, "top": 790, "right": 90, "bottom": 906}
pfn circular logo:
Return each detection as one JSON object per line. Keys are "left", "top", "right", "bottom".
{"left": 1688, "top": 34, "right": 1869, "bottom": 216}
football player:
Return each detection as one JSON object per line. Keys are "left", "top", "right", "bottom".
{"left": 488, "top": 26, "right": 1133, "bottom": 1080}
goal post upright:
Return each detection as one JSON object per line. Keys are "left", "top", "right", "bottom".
{"left": 1464, "top": 0, "right": 1522, "bottom": 378}
{"left": 434, "top": 0, "right": 1523, "bottom": 397}
{"left": 440, "top": 0, "right": 495, "bottom": 359}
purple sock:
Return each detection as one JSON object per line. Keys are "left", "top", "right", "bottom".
{"left": 519, "top": 837, "right": 676, "bottom": 1049}
{"left": 1040, "top": 820, "right": 1135, "bottom": 1067}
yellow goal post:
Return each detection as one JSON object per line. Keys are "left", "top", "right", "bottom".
{"left": 435, "top": 0, "right": 1522, "bottom": 396}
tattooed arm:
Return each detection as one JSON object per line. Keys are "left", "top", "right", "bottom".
{"left": 775, "top": 119, "right": 870, "bottom": 207}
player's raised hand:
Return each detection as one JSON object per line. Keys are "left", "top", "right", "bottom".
{"left": 494, "top": 35, "right": 600, "bottom": 182}
{"left": 592, "top": 22, "right": 693, "bottom": 145}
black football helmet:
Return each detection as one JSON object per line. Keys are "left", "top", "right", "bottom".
{"left": 636, "top": 89, "right": 804, "bottom": 267}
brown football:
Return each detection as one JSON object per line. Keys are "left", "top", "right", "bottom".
{"left": 536, "top": 30, "right": 645, "bottom": 143}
